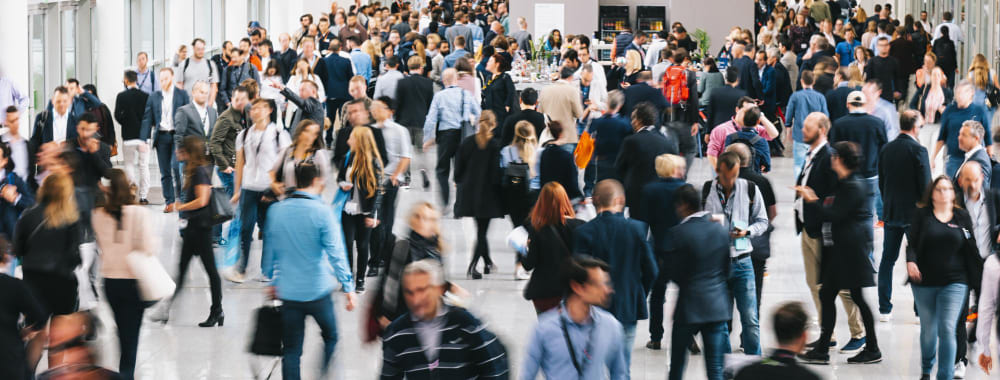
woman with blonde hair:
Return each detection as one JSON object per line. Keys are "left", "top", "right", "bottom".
{"left": 339, "top": 126, "right": 384, "bottom": 292}
{"left": 362, "top": 39, "right": 382, "bottom": 73}
{"left": 915, "top": 52, "right": 939, "bottom": 91}
{"left": 968, "top": 53, "right": 999, "bottom": 108}
{"left": 454, "top": 111, "right": 504, "bottom": 279}
{"left": 501, "top": 120, "right": 538, "bottom": 280}
{"left": 624, "top": 49, "right": 643, "bottom": 85}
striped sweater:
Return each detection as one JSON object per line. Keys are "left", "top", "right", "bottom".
{"left": 380, "top": 307, "right": 509, "bottom": 379}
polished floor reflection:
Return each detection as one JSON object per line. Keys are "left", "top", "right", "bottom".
{"left": 40, "top": 144, "right": 1000, "bottom": 379}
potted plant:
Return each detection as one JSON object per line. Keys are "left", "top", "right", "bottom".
{"left": 693, "top": 28, "right": 711, "bottom": 61}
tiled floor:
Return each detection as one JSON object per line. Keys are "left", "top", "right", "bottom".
{"left": 42, "top": 141, "right": 1000, "bottom": 379}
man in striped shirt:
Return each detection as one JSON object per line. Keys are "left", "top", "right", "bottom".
{"left": 381, "top": 260, "right": 509, "bottom": 379}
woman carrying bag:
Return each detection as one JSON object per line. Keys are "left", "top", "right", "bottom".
{"left": 92, "top": 169, "right": 159, "bottom": 380}
{"left": 455, "top": 111, "right": 505, "bottom": 279}
{"left": 270, "top": 120, "right": 332, "bottom": 196}
{"left": 500, "top": 120, "right": 539, "bottom": 280}
{"left": 522, "top": 182, "right": 583, "bottom": 314}
{"left": 339, "top": 127, "right": 385, "bottom": 292}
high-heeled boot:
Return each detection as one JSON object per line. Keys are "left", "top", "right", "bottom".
{"left": 198, "top": 307, "right": 225, "bottom": 327}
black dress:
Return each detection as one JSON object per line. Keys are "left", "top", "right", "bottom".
{"left": 807, "top": 174, "right": 875, "bottom": 289}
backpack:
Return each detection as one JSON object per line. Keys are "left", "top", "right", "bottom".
{"left": 724, "top": 128, "right": 765, "bottom": 173}
{"left": 183, "top": 57, "right": 215, "bottom": 79}
{"left": 501, "top": 147, "right": 531, "bottom": 196}
{"left": 662, "top": 65, "right": 690, "bottom": 106}
{"left": 701, "top": 179, "right": 757, "bottom": 219}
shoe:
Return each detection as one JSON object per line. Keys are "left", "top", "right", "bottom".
{"left": 798, "top": 349, "right": 830, "bottom": 364}
{"left": 484, "top": 263, "right": 496, "bottom": 275}
{"left": 197, "top": 309, "right": 225, "bottom": 327}
{"left": 356, "top": 279, "right": 366, "bottom": 293}
{"left": 880, "top": 313, "right": 892, "bottom": 322}
{"left": 646, "top": 341, "right": 661, "bottom": 350}
{"left": 846, "top": 349, "right": 882, "bottom": 364}
{"left": 954, "top": 361, "right": 967, "bottom": 378}
{"left": 366, "top": 267, "right": 380, "bottom": 277}
{"left": 420, "top": 169, "right": 430, "bottom": 190}
{"left": 515, "top": 267, "right": 531, "bottom": 281}
{"left": 467, "top": 268, "right": 483, "bottom": 280}
{"left": 688, "top": 341, "right": 701, "bottom": 355}
{"left": 163, "top": 203, "right": 175, "bottom": 213}
{"left": 253, "top": 273, "right": 272, "bottom": 282}
{"left": 147, "top": 298, "right": 172, "bottom": 324}
{"left": 139, "top": 198, "right": 149, "bottom": 205}
{"left": 806, "top": 338, "right": 837, "bottom": 348}
{"left": 919, "top": 375, "right": 930, "bottom": 380}
{"left": 224, "top": 269, "right": 245, "bottom": 284}
{"left": 839, "top": 337, "right": 867, "bottom": 353}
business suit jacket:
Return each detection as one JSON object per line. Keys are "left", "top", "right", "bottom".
{"left": 314, "top": 54, "right": 355, "bottom": 101}
{"left": 825, "top": 84, "right": 859, "bottom": 121}
{"left": 113, "top": 87, "right": 149, "bottom": 141}
{"left": 773, "top": 62, "right": 794, "bottom": 107}
{"left": 669, "top": 213, "right": 733, "bottom": 324}
{"left": 878, "top": 134, "right": 931, "bottom": 224}
{"left": 961, "top": 148, "right": 993, "bottom": 188}
{"left": 759, "top": 65, "right": 777, "bottom": 116}
{"left": 140, "top": 89, "right": 191, "bottom": 145}
{"left": 706, "top": 85, "right": 747, "bottom": 130}
{"left": 795, "top": 143, "right": 839, "bottom": 237}
{"left": 734, "top": 55, "right": 763, "bottom": 99}
{"left": 481, "top": 73, "right": 518, "bottom": 125}
{"left": 620, "top": 82, "right": 670, "bottom": 120}
{"left": 0, "top": 172, "right": 34, "bottom": 240}
{"left": 173, "top": 103, "right": 218, "bottom": 148}
{"left": 30, "top": 109, "right": 79, "bottom": 153}
{"left": 280, "top": 87, "right": 324, "bottom": 131}
{"left": 956, "top": 188, "right": 1000, "bottom": 257}
{"left": 276, "top": 48, "right": 300, "bottom": 83}
{"left": 637, "top": 177, "right": 686, "bottom": 254}
{"left": 616, "top": 129, "right": 678, "bottom": 221}
{"left": 395, "top": 74, "right": 435, "bottom": 128}
{"left": 574, "top": 211, "right": 657, "bottom": 325}
{"left": 806, "top": 174, "right": 875, "bottom": 289}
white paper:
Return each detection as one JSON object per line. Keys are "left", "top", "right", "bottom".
{"left": 534, "top": 3, "right": 565, "bottom": 43}
{"left": 506, "top": 226, "right": 530, "bottom": 256}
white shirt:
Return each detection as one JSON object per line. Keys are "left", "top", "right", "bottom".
{"left": 160, "top": 89, "right": 175, "bottom": 131}
{"left": 236, "top": 122, "right": 292, "bottom": 191}
{"left": 193, "top": 103, "right": 209, "bottom": 135}
{"left": 933, "top": 22, "right": 963, "bottom": 43}
{"left": 1, "top": 132, "right": 28, "bottom": 180}
{"left": 644, "top": 38, "right": 668, "bottom": 69}
{"left": 796, "top": 140, "right": 828, "bottom": 224}
{"left": 52, "top": 109, "right": 69, "bottom": 143}
{"left": 965, "top": 191, "right": 993, "bottom": 259}
{"left": 976, "top": 255, "right": 999, "bottom": 357}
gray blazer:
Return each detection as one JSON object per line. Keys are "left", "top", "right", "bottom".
{"left": 173, "top": 103, "right": 218, "bottom": 148}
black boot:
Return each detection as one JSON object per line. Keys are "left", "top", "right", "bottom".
{"left": 198, "top": 308, "right": 224, "bottom": 327}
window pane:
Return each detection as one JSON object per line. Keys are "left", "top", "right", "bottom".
{"left": 212, "top": 0, "right": 223, "bottom": 47}
{"left": 30, "top": 14, "right": 45, "bottom": 112}
{"left": 141, "top": 0, "right": 153, "bottom": 57}
{"left": 194, "top": 0, "right": 211, "bottom": 46}
{"left": 62, "top": 9, "right": 76, "bottom": 80}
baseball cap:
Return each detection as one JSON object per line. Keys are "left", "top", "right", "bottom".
{"left": 847, "top": 91, "right": 866, "bottom": 106}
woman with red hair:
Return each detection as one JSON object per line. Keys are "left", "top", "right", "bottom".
{"left": 521, "top": 182, "right": 583, "bottom": 314}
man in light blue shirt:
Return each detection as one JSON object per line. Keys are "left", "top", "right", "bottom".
{"left": 347, "top": 36, "right": 373, "bottom": 83}
{"left": 422, "top": 68, "right": 481, "bottom": 207}
{"left": 444, "top": 35, "right": 471, "bottom": 69}
{"left": 520, "top": 257, "right": 627, "bottom": 380}
{"left": 785, "top": 71, "right": 829, "bottom": 177}
{"left": 373, "top": 56, "right": 405, "bottom": 101}
{"left": 864, "top": 80, "right": 900, "bottom": 141}
{"left": 263, "top": 163, "right": 356, "bottom": 380}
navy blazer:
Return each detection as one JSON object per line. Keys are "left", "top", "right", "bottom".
{"left": 636, "top": 177, "right": 686, "bottom": 254}
{"left": 620, "top": 82, "right": 670, "bottom": 120}
{"left": 573, "top": 211, "right": 657, "bottom": 325}
{"left": 615, "top": 129, "right": 678, "bottom": 221}
{"left": 734, "top": 55, "right": 763, "bottom": 99}
{"left": 759, "top": 65, "right": 777, "bottom": 115}
{"left": 30, "top": 109, "right": 79, "bottom": 153}
{"left": 878, "top": 134, "right": 931, "bottom": 224}
{"left": 140, "top": 89, "right": 191, "bottom": 145}
{"left": 314, "top": 54, "right": 355, "bottom": 101}
{"left": 670, "top": 213, "right": 733, "bottom": 324}
{"left": 795, "top": 143, "right": 839, "bottom": 237}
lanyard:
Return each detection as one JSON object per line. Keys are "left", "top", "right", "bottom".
{"left": 559, "top": 306, "right": 595, "bottom": 378}
{"left": 715, "top": 181, "right": 734, "bottom": 225}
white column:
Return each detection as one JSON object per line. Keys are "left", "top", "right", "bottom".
{"left": 168, "top": 0, "right": 195, "bottom": 55}
{"left": 225, "top": 0, "right": 249, "bottom": 45}
{"left": 1, "top": 0, "right": 29, "bottom": 133}
{"left": 93, "top": 0, "right": 127, "bottom": 147}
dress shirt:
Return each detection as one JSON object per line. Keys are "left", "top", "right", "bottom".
{"left": 350, "top": 48, "right": 374, "bottom": 82}
{"left": 703, "top": 177, "right": 770, "bottom": 255}
{"left": 263, "top": 190, "right": 355, "bottom": 301}
{"left": 1, "top": 132, "right": 28, "bottom": 181}
{"left": 0, "top": 76, "right": 28, "bottom": 112}
{"left": 421, "top": 86, "right": 482, "bottom": 144}
{"left": 785, "top": 88, "right": 829, "bottom": 142}
{"left": 160, "top": 89, "right": 175, "bottom": 131}
{"left": 520, "top": 303, "right": 627, "bottom": 380}
{"left": 965, "top": 191, "right": 993, "bottom": 259}
{"left": 976, "top": 255, "right": 999, "bottom": 357}
{"left": 52, "top": 110, "right": 69, "bottom": 143}
{"left": 136, "top": 68, "right": 155, "bottom": 94}
{"left": 707, "top": 119, "right": 776, "bottom": 157}
{"left": 373, "top": 69, "right": 405, "bottom": 100}
{"left": 871, "top": 98, "right": 900, "bottom": 141}
{"left": 194, "top": 103, "right": 209, "bottom": 135}
{"left": 376, "top": 119, "right": 412, "bottom": 182}
{"left": 796, "top": 141, "right": 827, "bottom": 224}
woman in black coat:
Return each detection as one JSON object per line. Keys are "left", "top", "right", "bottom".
{"left": 538, "top": 121, "right": 583, "bottom": 201}
{"left": 455, "top": 111, "right": 504, "bottom": 279}
{"left": 522, "top": 181, "right": 583, "bottom": 314}
{"left": 481, "top": 53, "right": 518, "bottom": 128}
{"left": 795, "top": 141, "right": 882, "bottom": 364}
{"left": 933, "top": 27, "right": 958, "bottom": 87}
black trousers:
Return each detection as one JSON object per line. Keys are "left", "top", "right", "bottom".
{"left": 956, "top": 292, "right": 970, "bottom": 365}
{"left": 104, "top": 279, "right": 146, "bottom": 380}
{"left": 649, "top": 254, "right": 670, "bottom": 342}
{"left": 370, "top": 184, "right": 400, "bottom": 268}
{"left": 435, "top": 129, "right": 462, "bottom": 207}
{"left": 343, "top": 212, "right": 372, "bottom": 281}
{"left": 468, "top": 217, "right": 493, "bottom": 271}
{"left": 752, "top": 257, "right": 767, "bottom": 314}
{"left": 175, "top": 225, "right": 222, "bottom": 312}
{"left": 816, "top": 286, "right": 879, "bottom": 353}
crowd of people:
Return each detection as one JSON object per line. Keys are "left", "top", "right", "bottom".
{"left": 2, "top": 0, "right": 1000, "bottom": 379}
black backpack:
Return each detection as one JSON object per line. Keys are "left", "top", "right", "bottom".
{"left": 501, "top": 147, "right": 531, "bottom": 196}
{"left": 701, "top": 179, "right": 757, "bottom": 218}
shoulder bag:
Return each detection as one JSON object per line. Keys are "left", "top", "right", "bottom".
{"left": 125, "top": 208, "right": 176, "bottom": 301}
{"left": 209, "top": 186, "right": 235, "bottom": 225}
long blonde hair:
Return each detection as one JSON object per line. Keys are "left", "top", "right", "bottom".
{"left": 475, "top": 110, "right": 496, "bottom": 149}
{"left": 348, "top": 127, "right": 383, "bottom": 198}
{"left": 511, "top": 120, "right": 538, "bottom": 176}
{"left": 38, "top": 172, "right": 78, "bottom": 228}
{"left": 970, "top": 53, "right": 991, "bottom": 90}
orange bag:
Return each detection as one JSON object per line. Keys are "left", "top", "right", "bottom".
{"left": 574, "top": 130, "right": 595, "bottom": 169}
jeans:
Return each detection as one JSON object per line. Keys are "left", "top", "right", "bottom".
{"left": 175, "top": 224, "right": 222, "bottom": 312}
{"left": 154, "top": 135, "right": 181, "bottom": 204}
{"left": 342, "top": 212, "right": 372, "bottom": 280}
{"left": 648, "top": 255, "right": 670, "bottom": 342}
{"left": 669, "top": 320, "right": 729, "bottom": 380}
{"left": 946, "top": 155, "right": 965, "bottom": 181}
{"left": 912, "top": 283, "right": 967, "bottom": 380}
{"left": 369, "top": 184, "right": 399, "bottom": 268}
{"left": 622, "top": 323, "right": 636, "bottom": 372}
{"left": 435, "top": 129, "right": 462, "bottom": 207}
{"left": 103, "top": 279, "right": 146, "bottom": 380}
{"left": 213, "top": 168, "right": 235, "bottom": 242}
{"left": 878, "top": 222, "right": 908, "bottom": 313}
{"left": 237, "top": 189, "right": 269, "bottom": 274}
{"left": 863, "top": 175, "right": 883, "bottom": 221}
{"left": 281, "top": 293, "right": 339, "bottom": 380}
{"left": 728, "top": 256, "right": 761, "bottom": 355}
{"left": 793, "top": 141, "right": 809, "bottom": 179}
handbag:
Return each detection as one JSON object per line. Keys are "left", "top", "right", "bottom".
{"left": 987, "top": 83, "right": 1000, "bottom": 108}
{"left": 124, "top": 209, "right": 176, "bottom": 301}
{"left": 208, "top": 187, "right": 235, "bottom": 225}
{"left": 248, "top": 303, "right": 284, "bottom": 356}
{"left": 459, "top": 90, "right": 476, "bottom": 139}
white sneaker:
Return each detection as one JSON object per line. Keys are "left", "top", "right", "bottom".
{"left": 954, "top": 361, "right": 966, "bottom": 379}
{"left": 224, "top": 269, "right": 245, "bottom": 283}
{"left": 515, "top": 267, "right": 531, "bottom": 281}
{"left": 879, "top": 313, "right": 892, "bottom": 322}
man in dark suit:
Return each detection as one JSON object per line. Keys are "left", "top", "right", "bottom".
{"left": 499, "top": 88, "right": 546, "bottom": 146}
{"left": 732, "top": 40, "right": 762, "bottom": 100}
{"left": 573, "top": 179, "right": 657, "bottom": 368}
{"left": 395, "top": 58, "right": 435, "bottom": 146}
{"left": 114, "top": 70, "right": 151, "bottom": 203}
{"left": 667, "top": 184, "right": 732, "bottom": 380}
{"left": 173, "top": 81, "right": 218, "bottom": 200}
{"left": 794, "top": 112, "right": 865, "bottom": 349}
{"left": 620, "top": 71, "right": 670, "bottom": 121}
{"left": 825, "top": 67, "right": 859, "bottom": 121}
{"left": 770, "top": 50, "right": 793, "bottom": 112}
{"left": 274, "top": 79, "right": 324, "bottom": 130}
{"left": 876, "top": 110, "right": 931, "bottom": 318}
{"left": 756, "top": 52, "right": 777, "bottom": 120}
{"left": 624, "top": 32, "right": 648, "bottom": 69}
{"left": 958, "top": 120, "right": 993, "bottom": 188}
{"left": 141, "top": 68, "right": 190, "bottom": 212}
{"left": 31, "top": 86, "right": 80, "bottom": 151}
{"left": 705, "top": 68, "right": 747, "bottom": 131}
{"left": 276, "top": 33, "right": 300, "bottom": 83}
{"left": 314, "top": 41, "right": 356, "bottom": 146}
{"left": 636, "top": 154, "right": 686, "bottom": 350}
{"left": 615, "top": 102, "right": 678, "bottom": 222}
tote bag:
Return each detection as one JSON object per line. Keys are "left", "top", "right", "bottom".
{"left": 125, "top": 209, "right": 176, "bottom": 301}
